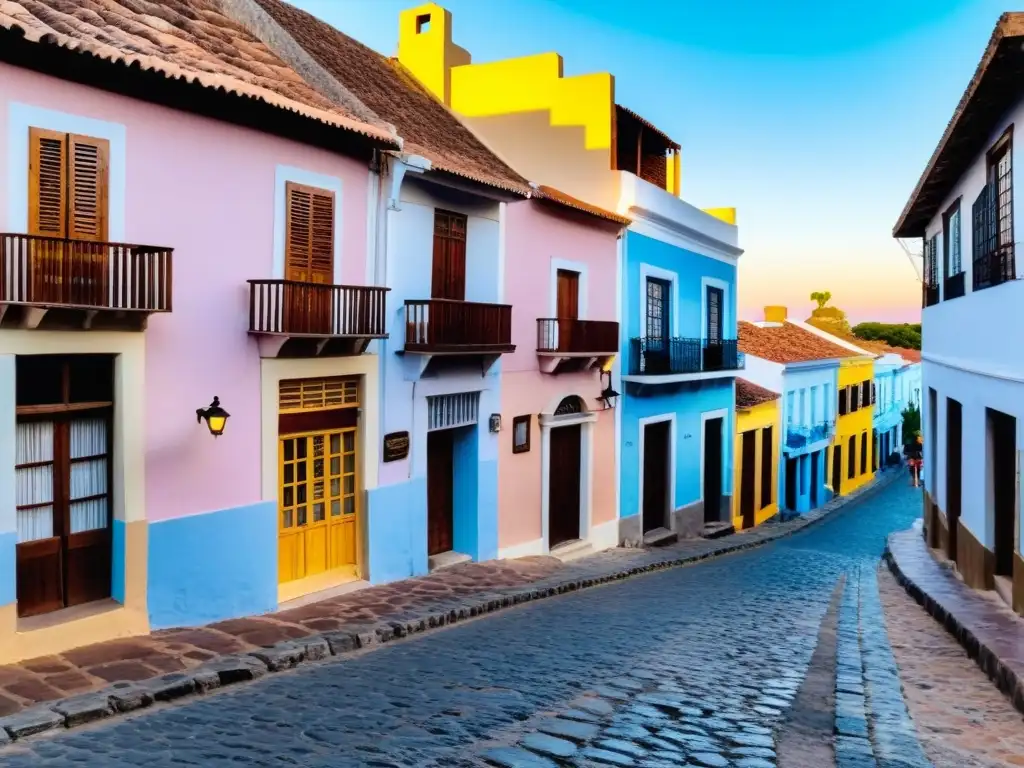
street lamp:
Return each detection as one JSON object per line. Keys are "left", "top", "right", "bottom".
{"left": 597, "top": 370, "right": 620, "bottom": 410}
{"left": 196, "top": 396, "right": 230, "bottom": 437}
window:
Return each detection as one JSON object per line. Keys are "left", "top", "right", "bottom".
{"left": 432, "top": 209, "right": 468, "bottom": 300}
{"left": 285, "top": 182, "right": 335, "bottom": 282}
{"left": 760, "top": 426, "right": 773, "bottom": 509}
{"left": 851, "top": 385, "right": 859, "bottom": 413}
{"left": 974, "top": 127, "right": 1016, "bottom": 290}
{"left": 870, "top": 382, "right": 877, "bottom": 406}
{"left": 28, "top": 128, "right": 110, "bottom": 243}
{"left": 15, "top": 355, "right": 114, "bottom": 618}
{"left": 923, "top": 234, "right": 940, "bottom": 306}
{"left": 860, "top": 432, "right": 868, "bottom": 475}
{"left": 847, "top": 435, "right": 856, "bottom": 479}
{"left": 646, "top": 277, "right": 670, "bottom": 344}
{"left": 942, "top": 200, "right": 965, "bottom": 300}
{"left": 512, "top": 415, "right": 531, "bottom": 454}
{"left": 705, "top": 285, "right": 723, "bottom": 342}
{"left": 786, "top": 391, "right": 795, "bottom": 424}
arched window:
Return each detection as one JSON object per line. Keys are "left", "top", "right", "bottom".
{"left": 554, "top": 396, "right": 585, "bottom": 416}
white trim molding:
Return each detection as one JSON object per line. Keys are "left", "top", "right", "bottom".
{"left": 6, "top": 103, "right": 127, "bottom": 239}
{"left": 548, "top": 258, "right": 590, "bottom": 319}
{"left": 699, "top": 407, "right": 730, "bottom": 501}
{"left": 538, "top": 410, "right": 598, "bottom": 554}
{"left": 273, "top": 165, "right": 345, "bottom": 284}
{"left": 638, "top": 263, "right": 680, "bottom": 339}
{"left": 637, "top": 412, "right": 677, "bottom": 534}
{"left": 700, "top": 276, "right": 730, "bottom": 342}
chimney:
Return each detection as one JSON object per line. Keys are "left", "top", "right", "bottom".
{"left": 764, "top": 306, "right": 787, "bottom": 324}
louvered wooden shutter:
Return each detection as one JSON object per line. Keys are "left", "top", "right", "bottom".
{"left": 431, "top": 210, "right": 467, "bottom": 300}
{"left": 285, "top": 182, "right": 334, "bottom": 284}
{"left": 67, "top": 135, "right": 109, "bottom": 242}
{"left": 28, "top": 128, "right": 68, "bottom": 238}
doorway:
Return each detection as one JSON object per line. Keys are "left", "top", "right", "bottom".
{"left": 704, "top": 285, "right": 725, "bottom": 369}
{"left": 946, "top": 398, "right": 962, "bottom": 562}
{"left": 644, "top": 277, "right": 671, "bottom": 374}
{"left": 431, "top": 209, "right": 467, "bottom": 300}
{"left": 703, "top": 417, "right": 724, "bottom": 523}
{"left": 556, "top": 269, "right": 580, "bottom": 352}
{"left": 832, "top": 445, "right": 843, "bottom": 496}
{"left": 549, "top": 424, "right": 582, "bottom": 547}
{"left": 989, "top": 408, "right": 1017, "bottom": 580}
{"left": 427, "top": 429, "right": 455, "bottom": 557}
{"left": 810, "top": 450, "right": 820, "bottom": 508}
{"left": 785, "top": 456, "right": 798, "bottom": 512}
{"left": 642, "top": 421, "right": 671, "bottom": 533}
{"left": 740, "top": 431, "right": 757, "bottom": 528}
{"left": 284, "top": 182, "right": 335, "bottom": 334}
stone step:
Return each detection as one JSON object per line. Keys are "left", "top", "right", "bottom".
{"left": 700, "top": 522, "right": 735, "bottom": 540}
{"left": 550, "top": 539, "right": 594, "bottom": 563}
{"left": 642, "top": 527, "right": 678, "bottom": 547}
{"left": 427, "top": 550, "right": 473, "bottom": 572}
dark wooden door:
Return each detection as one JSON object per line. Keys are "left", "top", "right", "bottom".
{"left": 832, "top": 446, "right": 843, "bottom": 495}
{"left": 946, "top": 399, "right": 962, "bottom": 563}
{"left": 642, "top": 421, "right": 670, "bottom": 533}
{"left": 556, "top": 270, "right": 580, "bottom": 352}
{"left": 432, "top": 210, "right": 467, "bottom": 300}
{"left": 810, "top": 450, "right": 820, "bottom": 507}
{"left": 427, "top": 429, "right": 455, "bottom": 556}
{"left": 785, "top": 457, "right": 797, "bottom": 512}
{"left": 740, "top": 431, "right": 756, "bottom": 528}
{"left": 644, "top": 277, "right": 671, "bottom": 374}
{"left": 703, "top": 417, "right": 723, "bottom": 523}
{"left": 549, "top": 425, "right": 582, "bottom": 547}
{"left": 991, "top": 409, "right": 1016, "bottom": 577}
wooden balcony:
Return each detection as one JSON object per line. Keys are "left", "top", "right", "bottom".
{"left": 536, "top": 318, "right": 618, "bottom": 374}
{"left": 248, "top": 279, "right": 389, "bottom": 358}
{"left": 402, "top": 299, "right": 514, "bottom": 375}
{"left": 0, "top": 233, "right": 172, "bottom": 330}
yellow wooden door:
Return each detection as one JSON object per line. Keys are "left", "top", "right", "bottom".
{"left": 278, "top": 429, "right": 358, "bottom": 584}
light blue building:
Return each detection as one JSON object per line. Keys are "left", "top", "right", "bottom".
{"left": 614, "top": 173, "right": 744, "bottom": 543}
{"left": 874, "top": 354, "right": 923, "bottom": 465}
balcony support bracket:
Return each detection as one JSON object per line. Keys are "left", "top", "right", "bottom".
{"left": 255, "top": 335, "right": 290, "bottom": 359}
{"left": 480, "top": 353, "right": 501, "bottom": 377}
{"left": 81, "top": 310, "right": 98, "bottom": 331}
{"left": 19, "top": 307, "right": 47, "bottom": 330}
{"left": 314, "top": 338, "right": 331, "bottom": 356}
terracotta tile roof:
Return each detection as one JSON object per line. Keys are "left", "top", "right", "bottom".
{"left": 890, "top": 347, "right": 922, "bottom": 363}
{"left": 894, "top": 13, "right": 1024, "bottom": 237}
{"left": 736, "top": 378, "right": 780, "bottom": 409}
{"left": 0, "top": 0, "right": 398, "bottom": 147}
{"left": 249, "top": 0, "right": 531, "bottom": 196}
{"left": 533, "top": 185, "right": 631, "bottom": 225}
{"left": 616, "top": 104, "right": 680, "bottom": 150}
{"left": 738, "top": 321, "right": 859, "bottom": 365}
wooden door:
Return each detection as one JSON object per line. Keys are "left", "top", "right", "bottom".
{"left": 284, "top": 183, "right": 335, "bottom": 334}
{"left": 810, "top": 450, "right": 820, "bottom": 507}
{"left": 832, "top": 446, "right": 843, "bottom": 495}
{"left": 548, "top": 424, "right": 582, "bottom": 547}
{"left": 703, "top": 417, "right": 723, "bottom": 523}
{"left": 946, "top": 400, "right": 962, "bottom": 563}
{"left": 642, "top": 421, "right": 670, "bottom": 533}
{"left": 704, "top": 285, "right": 724, "bottom": 369}
{"left": 15, "top": 413, "right": 112, "bottom": 618}
{"left": 785, "top": 457, "right": 797, "bottom": 512}
{"left": 740, "top": 431, "right": 756, "bottom": 528}
{"left": 556, "top": 270, "right": 580, "bottom": 352}
{"left": 644, "top": 277, "right": 671, "bottom": 373}
{"left": 431, "top": 210, "right": 467, "bottom": 301}
{"left": 278, "top": 428, "right": 358, "bottom": 584}
{"left": 427, "top": 429, "right": 455, "bottom": 556}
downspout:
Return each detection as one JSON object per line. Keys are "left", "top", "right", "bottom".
{"left": 615, "top": 227, "right": 626, "bottom": 537}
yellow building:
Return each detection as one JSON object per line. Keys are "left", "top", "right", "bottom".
{"left": 733, "top": 379, "right": 781, "bottom": 530}
{"left": 830, "top": 358, "right": 875, "bottom": 496}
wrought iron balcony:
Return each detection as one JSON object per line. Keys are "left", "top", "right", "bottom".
{"left": 248, "top": 279, "right": 389, "bottom": 357}
{"left": 404, "top": 299, "right": 514, "bottom": 354}
{"left": 785, "top": 422, "right": 832, "bottom": 450}
{"left": 627, "top": 337, "right": 741, "bottom": 376}
{"left": 0, "top": 233, "right": 172, "bottom": 330}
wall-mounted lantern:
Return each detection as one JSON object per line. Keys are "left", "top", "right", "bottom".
{"left": 489, "top": 413, "right": 502, "bottom": 433}
{"left": 597, "top": 370, "right": 620, "bottom": 410}
{"left": 196, "top": 396, "right": 230, "bottom": 438}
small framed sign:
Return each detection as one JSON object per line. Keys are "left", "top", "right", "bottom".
{"left": 383, "top": 431, "right": 410, "bottom": 462}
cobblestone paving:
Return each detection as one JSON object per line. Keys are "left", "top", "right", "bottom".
{"left": 1, "top": 481, "right": 927, "bottom": 767}
{"left": 879, "top": 566, "right": 1024, "bottom": 768}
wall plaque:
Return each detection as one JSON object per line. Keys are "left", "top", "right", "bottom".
{"left": 383, "top": 431, "right": 410, "bottom": 462}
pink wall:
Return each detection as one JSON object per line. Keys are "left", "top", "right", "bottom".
{"left": 498, "top": 200, "right": 620, "bottom": 549}
{"left": 1, "top": 66, "right": 371, "bottom": 522}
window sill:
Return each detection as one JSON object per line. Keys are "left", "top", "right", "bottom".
{"left": 17, "top": 598, "right": 122, "bottom": 634}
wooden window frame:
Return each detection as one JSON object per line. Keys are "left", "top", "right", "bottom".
{"left": 28, "top": 127, "right": 110, "bottom": 243}
{"left": 431, "top": 208, "right": 468, "bottom": 301}
{"left": 512, "top": 415, "right": 531, "bottom": 454}
{"left": 942, "top": 198, "right": 963, "bottom": 277}
{"left": 284, "top": 181, "right": 335, "bottom": 282}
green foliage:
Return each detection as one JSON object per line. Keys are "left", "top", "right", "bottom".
{"left": 810, "top": 291, "right": 832, "bottom": 310}
{"left": 851, "top": 322, "right": 921, "bottom": 350}
{"left": 901, "top": 403, "right": 921, "bottom": 448}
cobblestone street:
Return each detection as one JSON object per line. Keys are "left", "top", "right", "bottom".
{"left": 0, "top": 480, "right": 1007, "bottom": 767}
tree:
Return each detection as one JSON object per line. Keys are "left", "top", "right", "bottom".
{"left": 902, "top": 403, "right": 921, "bottom": 449}
{"left": 851, "top": 322, "right": 921, "bottom": 350}
{"left": 810, "top": 291, "right": 832, "bottom": 310}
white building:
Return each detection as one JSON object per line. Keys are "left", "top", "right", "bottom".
{"left": 893, "top": 12, "right": 1024, "bottom": 611}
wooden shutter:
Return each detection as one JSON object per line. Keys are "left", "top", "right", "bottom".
{"left": 431, "top": 210, "right": 467, "bottom": 300}
{"left": 67, "top": 135, "right": 109, "bottom": 242}
{"left": 285, "top": 182, "right": 334, "bottom": 284}
{"left": 28, "top": 128, "right": 68, "bottom": 238}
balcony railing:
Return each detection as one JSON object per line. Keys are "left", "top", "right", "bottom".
{"left": 536, "top": 319, "right": 618, "bottom": 354}
{"left": 973, "top": 244, "right": 1016, "bottom": 291}
{"left": 248, "top": 280, "right": 388, "bottom": 337}
{"left": 943, "top": 271, "right": 966, "bottom": 301}
{"left": 627, "top": 337, "right": 741, "bottom": 376}
{"left": 404, "top": 299, "right": 514, "bottom": 353}
{"left": 785, "top": 422, "right": 832, "bottom": 450}
{"left": 0, "top": 233, "right": 172, "bottom": 312}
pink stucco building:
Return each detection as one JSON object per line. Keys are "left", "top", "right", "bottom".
{"left": 498, "top": 193, "right": 626, "bottom": 559}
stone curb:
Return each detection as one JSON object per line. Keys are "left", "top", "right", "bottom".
{"left": 0, "top": 469, "right": 904, "bottom": 746}
{"left": 884, "top": 532, "right": 1024, "bottom": 716}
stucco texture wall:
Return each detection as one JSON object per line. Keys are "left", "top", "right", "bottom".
{"left": 733, "top": 401, "right": 780, "bottom": 530}
{"left": 833, "top": 360, "right": 875, "bottom": 495}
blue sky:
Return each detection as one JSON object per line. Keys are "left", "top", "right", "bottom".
{"left": 292, "top": 0, "right": 1004, "bottom": 323}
